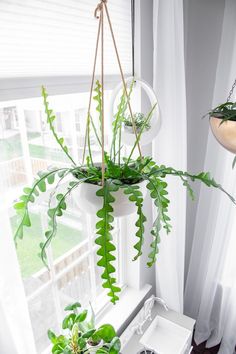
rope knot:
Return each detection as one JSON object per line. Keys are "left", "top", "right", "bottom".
{"left": 94, "top": 0, "right": 107, "bottom": 19}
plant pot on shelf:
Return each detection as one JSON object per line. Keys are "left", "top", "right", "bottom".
{"left": 210, "top": 115, "right": 236, "bottom": 153}
{"left": 73, "top": 179, "right": 147, "bottom": 217}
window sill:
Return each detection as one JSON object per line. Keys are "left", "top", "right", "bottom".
{"left": 96, "top": 284, "right": 152, "bottom": 335}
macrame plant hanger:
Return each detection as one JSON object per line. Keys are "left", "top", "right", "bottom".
{"left": 82, "top": 0, "right": 142, "bottom": 187}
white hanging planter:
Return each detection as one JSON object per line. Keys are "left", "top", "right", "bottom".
{"left": 73, "top": 179, "right": 147, "bottom": 217}
{"left": 109, "top": 77, "right": 161, "bottom": 146}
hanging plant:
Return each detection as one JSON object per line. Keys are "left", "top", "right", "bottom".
{"left": 109, "top": 77, "right": 161, "bottom": 147}
{"left": 14, "top": 1, "right": 235, "bottom": 305}
{"left": 123, "top": 112, "right": 151, "bottom": 133}
{"left": 14, "top": 85, "right": 235, "bottom": 304}
{"left": 207, "top": 79, "right": 236, "bottom": 166}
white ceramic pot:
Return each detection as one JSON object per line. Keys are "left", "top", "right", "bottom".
{"left": 73, "top": 180, "right": 147, "bottom": 217}
{"left": 109, "top": 77, "right": 161, "bottom": 147}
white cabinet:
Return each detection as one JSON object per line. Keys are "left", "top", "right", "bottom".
{"left": 121, "top": 303, "right": 195, "bottom": 354}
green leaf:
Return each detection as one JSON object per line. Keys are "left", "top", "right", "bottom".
{"left": 93, "top": 80, "right": 103, "bottom": 140}
{"left": 14, "top": 168, "right": 68, "bottom": 244}
{"left": 75, "top": 310, "right": 88, "bottom": 323}
{"left": 42, "top": 86, "right": 76, "bottom": 166}
{"left": 82, "top": 329, "right": 96, "bottom": 339}
{"left": 95, "top": 324, "right": 116, "bottom": 343}
{"left": 23, "top": 187, "right": 32, "bottom": 194}
{"left": 147, "top": 213, "right": 161, "bottom": 267}
{"left": 48, "top": 329, "right": 57, "bottom": 343}
{"left": 62, "top": 314, "right": 76, "bottom": 330}
{"left": 38, "top": 179, "right": 46, "bottom": 192}
{"left": 64, "top": 302, "right": 81, "bottom": 312}
{"left": 109, "top": 336, "right": 121, "bottom": 354}
{"left": 146, "top": 172, "right": 171, "bottom": 267}
{"left": 39, "top": 180, "right": 86, "bottom": 266}
{"left": 95, "top": 181, "right": 121, "bottom": 304}
{"left": 110, "top": 79, "right": 135, "bottom": 163}
{"left": 122, "top": 184, "right": 146, "bottom": 260}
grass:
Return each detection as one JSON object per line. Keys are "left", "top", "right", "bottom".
{"left": 11, "top": 213, "right": 85, "bottom": 279}
{"left": 0, "top": 133, "right": 23, "bottom": 161}
{"left": 0, "top": 132, "right": 68, "bottom": 162}
{"left": 29, "top": 143, "right": 69, "bottom": 163}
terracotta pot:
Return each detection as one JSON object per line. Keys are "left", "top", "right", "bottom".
{"left": 73, "top": 180, "right": 147, "bottom": 217}
{"left": 210, "top": 116, "right": 236, "bottom": 153}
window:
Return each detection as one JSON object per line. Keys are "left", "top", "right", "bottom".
{"left": 0, "top": 0, "right": 133, "bottom": 100}
{"left": 0, "top": 1, "right": 139, "bottom": 352}
{"left": 0, "top": 92, "right": 125, "bottom": 352}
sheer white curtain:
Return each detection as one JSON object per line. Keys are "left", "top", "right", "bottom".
{"left": 0, "top": 210, "right": 37, "bottom": 354}
{"left": 153, "top": 0, "right": 187, "bottom": 313}
{"left": 184, "top": 1, "right": 236, "bottom": 353}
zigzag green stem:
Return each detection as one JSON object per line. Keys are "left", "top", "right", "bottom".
{"left": 14, "top": 168, "right": 69, "bottom": 242}
{"left": 147, "top": 213, "right": 161, "bottom": 267}
{"left": 42, "top": 86, "right": 76, "bottom": 166}
{"left": 122, "top": 184, "right": 146, "bottom": 260}
{"left": 110, "top": 90, "right": 126, "bottom": 162}
{"left": 87, "top": 115, "right": 94, "bottom": 166}
{"left": 146, "top": 176, "right": 171, "bottom": 233}
{"left": 41, "top": 180, "right": 86, "bottom": 266}
{"left": 95, "top": 182, "right": 121, "bottom": 304}
{"left": 152, "top": 168, "right": 235, "bottom": 204}
{"left": 90, "top": 115, "right": 102, "bottom": 147}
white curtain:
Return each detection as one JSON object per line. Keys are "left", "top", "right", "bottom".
{"left": 153, "top": 0, "right": 187, "bottom": 313}
{"left": 0, "top": 211, "right": 37, "bottom": 354}
{"left": 184, "top": 1, "right": 236, "bottom": 353}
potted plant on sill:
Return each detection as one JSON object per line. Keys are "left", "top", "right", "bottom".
{"left": 48, "top": 301, "right": 120, "bottom": 354}
{"left": 14, "top": 82, "right": 235, "bottom": 304}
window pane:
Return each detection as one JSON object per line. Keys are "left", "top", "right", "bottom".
{"left": 28, "top": 284, "right": 60, "bottom": 353}
{"left": 57, "top": 257, "right": 92, "bottom": 307}
{"left": 1, "top": 91, "right": 123, "bottom": 353}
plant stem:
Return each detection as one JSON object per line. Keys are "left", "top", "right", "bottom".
{"left": 42, "top": 87, "right": 76, "bottom": 166}
{"left": 118, "top": 123, "right": 122, "bottom": 165}
{"left": 87, "top": 115, "right": 94, "bottom": 166}
{"left": 126, "top": 103, "right": 157, "bottom": 164}
{"left": 90, "top": 116, "right": 102, "bottom": 147}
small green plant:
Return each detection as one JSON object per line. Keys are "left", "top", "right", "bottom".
{"left": 205, "top": 101, "right": 236, "bottom": 122}
{"left": 123, "top": 112, "right": 151, "bottom": 132}
{"left": 14, "top": 82, "right": 235, "bottom": 304}
{"left": 48, "top": 301, "right": 120, "bottom": 354}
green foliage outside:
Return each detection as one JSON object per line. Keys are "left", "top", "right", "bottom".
{"left": 11, "top": 213, "right": 84, "bottom": 278}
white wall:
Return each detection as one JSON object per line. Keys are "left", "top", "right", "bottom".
{"left": 184, "top": 0, "right": 226, "bottom": 282}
